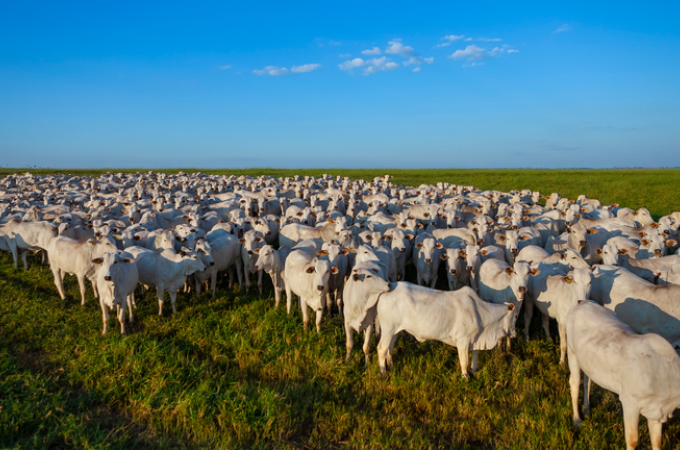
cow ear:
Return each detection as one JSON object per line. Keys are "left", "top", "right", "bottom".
{"left": 455, "top": 216, "right": 461, "bottom": 221}
{"left": 180, "top": 251, "right": 187, "bottom": 257}
{"left": 440, "top": 253, "right": 447, "bottom": 261}
{"left": 122, "top": 258, "right": 134, "bottom": 263}
{"left": 134, "top": 235, "right": 142, "bottom": 241}
{"left": 406, "top": 234, "right": 414, "bottom": 240}
{"left": 88, "top": 240, "right": 97, "bottom": 246}
{"left": 667, "top": 240, "right": 678, "bottom": 246}
{"left": 505, "top": 303, "right": 515, "bottom": 311}
{"left": 328, "top": 219, "right": 335, "bottom": 224}
{"left": 619, "top": 248, "right": 628, "bottom": 255}
{"left": 316, "top": 250, "right": 329, "bottom": 257}
{"left": 239, "top": 238, "right": 245, "bottom": 244}
{"left": 384, "top": 235, "right": 392, "bottom": 241}
{"left": 596, "top": 249, "right": 603, "bottom": 255}
{"left": 642, "top": 239, "right": 651, "bottom": 246}
{"left": 530, "top": 268, "right": 540, "bottom": 276}
{"left": 331, "top": 266, "right": 339, "bottom": 274}
{"left": 306, "top": 266, "right": 315, "bottom": 274}
{"left": 91, "top": 257, "right": 104, "bottom": 264}
{"left": 341, "top": 248, "right": 349, "bottom": 255}
{"left": 348, "top": 248, "right": 356, "bottom": 253}
{"left": 639, "top": 232, "right": 646, "bottom": 238}
{"left": 416, "top": 243, "right": 423, "bottom": 249}
{"left": 587, "top": 228, "right": 598, "bottom": 235}
{"left": 257, "top": 237, "right": 263, "bottom": 242}
{"left": 499, "top": 235, "right": 506, "bottom": 241}
{"left": 563, "top": 276, "right": 573, "bottom": 284}
{"left": 352, "top": 273, "right": 360, "bottom": 281}
{"left": 481, "top": 250, "right": 488, "bottom": 255}
{"left": 505, "top": 267, "right": 513, "bottom": 275}
{"left": 253, "top": 248, "right": 261, "bottom": 254}
{"left": 436, "top": 243, "right": 443, "bottom": 249}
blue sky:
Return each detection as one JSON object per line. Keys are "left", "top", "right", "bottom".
{"left": 1, "top": 1, "right": 679, "bottom": 169}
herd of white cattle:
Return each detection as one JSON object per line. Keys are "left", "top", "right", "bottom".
{"left": 1, "top": 171, "right": 679, "bottom": 449}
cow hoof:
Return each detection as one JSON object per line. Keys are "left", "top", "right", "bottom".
{"left": 572, "top": 419, "right": 581, "bottom": 430}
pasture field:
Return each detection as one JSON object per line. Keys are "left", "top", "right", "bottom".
{"left": 1, "top": 169, "right": 680, "bottom": 449}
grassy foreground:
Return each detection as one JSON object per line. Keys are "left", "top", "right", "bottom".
{"left": 1, "top": 169, "right": 680, "bottom": 449}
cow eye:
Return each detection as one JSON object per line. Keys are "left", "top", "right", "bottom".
{"left": 367, "top": 275, "right": 372, "bottom": 278}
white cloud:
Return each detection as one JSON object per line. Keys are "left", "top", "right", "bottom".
{"left": 412, "top": 67, "right": 421, "bottom": 73}
{"left": 329, "top": 40, "right": 341, "bottom": 45}
{"left": 362, "top": 47, "right": 382, "bottom": 55}
{"left": 338, "top": 56, "right": 399, "bottom": 75}
{"left": 254, "top": 64, "right": 320, "bottom": 76}
{"left": 338, "top": 58, "right": 365, "bottom": 70}
{"left": 449, "top": 45, "right": 486, "bottom": 60}
{"left": 436, "top": 34, "right": 465, "bottom": 47}
{"left": 465, "top": 37, "right": 472, "bottom": 41}
{"left": 219, "top": 65, "right": 232, "bottom": 70}
{"left": 554, "top": 24, "right": 570, "bottom": 33}
{"left": 339, "top": 53, "right": 351, "bottom": 58}
{"left": 386, "top": 39, "right": 415, "bottom": 57}
{"left": 291, "top": 63, "right": 321, "bottom": 73}
{"left": 423, "top": 57, "right": 434, "bottom": 64}
{"left": 478, "top": 38, "right": 502, "bottom": 42}
{"left": 449, "top": 44, "right": 517, "bottom": 63}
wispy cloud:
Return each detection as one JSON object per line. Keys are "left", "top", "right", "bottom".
{"left": 254, "top": 64, "right": 321, "bottom": 76}
{"left": 362, "top": 47, "right": 382, "bottom": 55}
{"left": 339, "top": 53, "right": 351, "bottom": 58}
{"left": 219, "top": 65, "right": 232, "bottom": 70}
{"left": 449, "top": 45, "right": 517, "bottom": 64}
{"left": 478, "top": 37, "right": 502, "bottom": 42}
{"left": 412, "top": 67, "right": 421, "bottom": 73}
{"left": 386, "top": 39, "right": 434, "bottom": 67}
{"left": 329, "top": 40, "right": 341, "bottom": 46}
{"left": 464, "top": 37, "right": 472, "bottom": 41}
{"left": 554, "top": 24, "right": 570, "bottom": 33}
{"left": 338, "top": 57, "right": 398, "bottom": 75}
{"left": 436, "top": 34, "right": 465, "bottom": 48}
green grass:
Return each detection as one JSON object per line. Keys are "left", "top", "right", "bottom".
{"left": 2, "top": 169, "right": 680, "bottom": 449}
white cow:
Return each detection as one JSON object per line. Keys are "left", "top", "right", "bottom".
{"left": 523, "top": 268, "right": 592, "bottom": 364}
{"left": 46, "top": 236, "right": 118, "bottom": 305}
{"left": 283, "top": 242, "right": 336, "bottom": 331}
{"left": 567, "top": 300, "right": 680, "bottom": 450}
{"left": 127, "top": 247, "right": 206, "bottom": 316}
{"left": 240, "top": 230, "right": 266, "bottom": 294}
{"left": 254, "top": 244, "right": 289, "bottom": 308}
{"left": 376, "top": 284, "right": 519, "bottom": 378}
{"left": 93, "top": 251, "right": 138, "bottom": 335}
{"left": 279, "top": 221, "right": 339, "bottom": 249}
{"left": 413, "top": 233, "right": 441, "bottom": 288}
{"left": 591, "top": 265, "right": 680, "bottom": 348}
{"left": 343, "top": 260, "right": 392, "bottom": 366}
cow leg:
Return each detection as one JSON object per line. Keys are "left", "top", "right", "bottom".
{"left": 274, "top": 286, "right": 282, "bottom": 308}
{"left": 363, "top": 324, "right": 373, "bottom": 368}
{"left": 648, "top": 419, "right": 663, "bottom": 450}
{"left": 345, "top": 322, "right": 354, "bottom": 362}
{"left": 523, "top": 298, "right": 534, "bottom": 340}
{"left": 117, "top": 303, "right": 126, "bottom": 335}
{"left": 244, "top": 269, "right": 251, "bottom": 292}
{"left": 211, "top": 271, "right": 217, "bottom": 299}
{"left": 91, "top": 279, "right": 99, "bottom": 299}
{"left": 336, "top": 288, "right": 343, "bottom": 317}
{"left": 315, "top": 309, "right": 323, "bottom": 333}
{"left": 169, "top": 290, "right": 178, "bottom": 314}
{"left": 285, "top": 285, "right": 294, "bottom": 315}
{"left": 377, "top": 331, "right": 391, "bottom": 376}
{"left": 21, "top": 250, "right": 29, "bottom": 269}
{"left": 471, "top": 350, "right": 479, "bottom": 374}
{"left": 126, "top": 295, "right": 134, "bottom": 323}
{"left": 157, "top": 285, "right": 165, "bottom": 316}
{"left": 506, "top": 337, "right": 512, "bottom": 351}
{"left": 100, "top": 301, "right": 109, "bottom": 335}
{"left": 130, "top": 291, "right": 137, "bottom": 309}
{"left": 9, "top": 241, "right": 18, "bottom": 269}
{"left": 621, "top": 401, "right": 640, "bottom": 450}
{"left": 195, "top": 276, "right": 202, "bottom": 296}
{"left": 429, "top": 276, "right": 437, "bottom": 289}
{"left": 558, "top": 323, "right": 567, "bottom": 365}
{"left": 257, "top": 269, "right": 263, "bottom": 295}
{"left": 51, "top": 267, "right": 66, "bottom": 300}
{"left": 386, "top": 334, "right": 398, "bottom": 370}
{"left": 41, "top": 249, "right": 47, "bottom": 264}
{"left": 77, "top": 274, "right": 88, "bottom": 306}
{"left": 567, "top": 349, "right": 582, "bottom": 427}
{"left": 300, "top": 299, "right": 309, "bottom": 331}
{"left": 227, "top": 267, "right": 234, "bottom": 289}
{"left": 542, "top": 313, "right": 551, "bottom": 340}
{"left": 457, "top": 345, "right": 470, "bottom": 379}
{"left": 235, "top": 260, "right": 244, "bottom": 290}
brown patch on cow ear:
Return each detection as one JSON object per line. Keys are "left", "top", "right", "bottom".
{"left": 505, "top": 267, "right": 513, "bottom": 275}
{"left": 563, "top": 276, "right": 573, "bottom": 284}
{"left": 306, "top": 266, "right": 315, "bottom": 274}
{"left": 651, "top": 222, "right": 659, "bottom": 228}
{"left": 405, "top": 234, "right": 414, "bottom": 240}
{"left": 642, "top": 239, "right": 651, "bottom": 246}
{"left": 481, "top": 250, "right": 488, "bottom": 255}
{"left": 89, "top": 240, "right": 97, "bottom": 246}
{"left": 316, "top": 250, "right": 329, "bottom": 257}
{"left": 561, "top": 212, "right": 566, "bottom": 217}
{"left": 253, "top": 248, "right": 261, "bottom": 254}
{"left": 341, "top": 249, "right": 349, "bottom": 255}
{"left": 436, "top": 243, "right": 443, "bottom": 249}
{"left": 122, "top": 258, "right": 133, "bottom": 263}
{"left": 619, "top": 248, "right": 628, "bottom": 255}
{"left": 507, "top": 303, "right": 515, "bottom": 311}
{"left": 596, "top": 249, "right": 603, "bottom": 255}
{"left": 416, "top": 243, "right": 423, "bottom": 249}
{"left": 522, "top": 216, "right": 529, "bottom": 221}
{"left": 499, "top": 235, "right": 506, "bottom": 241}
{"left": 639, "top": 232, "right": 646, "bottom": 238}
{"left": 587, "top": 228, "right": 598, "bottom": 235}
{"left": 257, "top": 237, "right": 263, "bottom": 242}
{"left": 238, "top": 238, "right": 245, "bottom": 244}
{"left": 667, "top": 240, "right": 678, "bottom": 246}
{"left": 530, "top": 268, "right": 540, "bottom": 276}
{"left": 91, "top": 258, "right": 104, "bottom": 264}
{"left": 331, "top": 266, "right": 339, "bottom": 274}
{"left": 440, "top": 253, "right": 447, "bottom": 261}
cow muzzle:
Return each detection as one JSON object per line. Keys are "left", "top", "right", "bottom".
{"left": 518, "top": 286, "right": 527, "bottom": 294}
{"left": 654, "top": 249, "right": 662, "bottom": 257}
{"left": 450, "top": 269, "right": 457, "bottom": 275}
{"left": 424, "top": 258, "right": 432, "bottom": 264}
{"left": 317, "top": 285, "right": 325, "bottom": 291}
{"left": 579, "top": 240, "right": 587, "bottom": 247}
{"left": 466, "top": 266, "right": 473, "bottom": 272}
{"left": 210, "top": 261, "right": 215, "bottom": 266}
{"left": 511, "top": 248, "right": 518, "bottom": 254}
